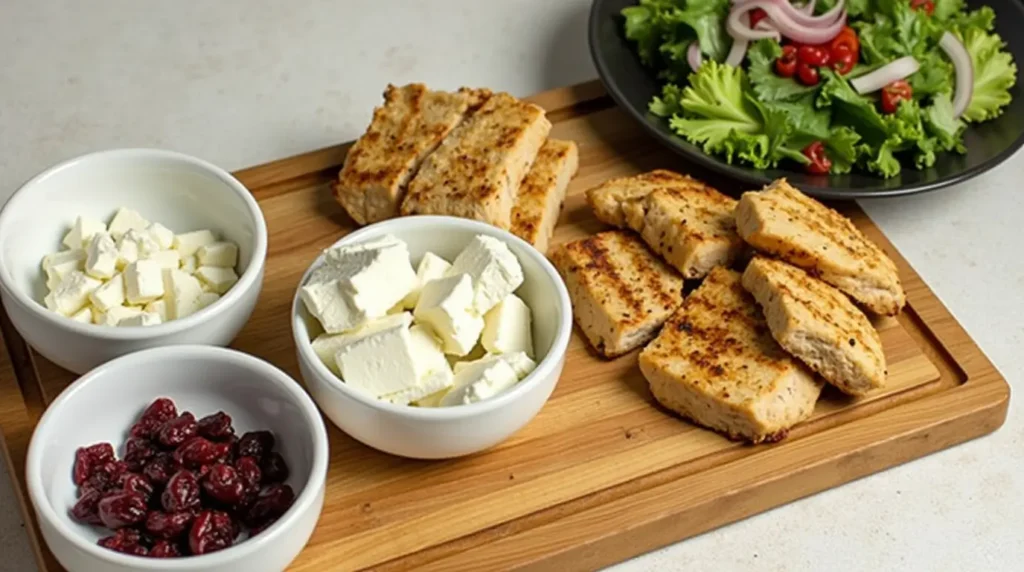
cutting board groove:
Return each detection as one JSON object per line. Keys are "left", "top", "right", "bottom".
{"left": 0, "top": 80, "right": 1009, "bottom": 572}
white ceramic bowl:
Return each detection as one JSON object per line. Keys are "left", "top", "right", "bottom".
{"left": 291, "top": 216, "right": 572, "bottom": 459}
{"left": 0, "top": 148, "right": 267, "bottom": 374}
{"left": 26, "top": 345, "right": 329, "bottom": 572}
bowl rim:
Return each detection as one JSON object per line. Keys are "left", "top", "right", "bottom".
{"left": 24, "top": 345, "right": 329, "bottom": 569}
{"left": 0, "top": 147, "right": 268, "bottom": 339}
{"left": 290, "top": 215, "right": 573, "bottom": 420}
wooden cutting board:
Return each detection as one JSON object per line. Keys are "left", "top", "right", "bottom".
{"left": 0, "top": 81, "right": 1010, "bottom": 572}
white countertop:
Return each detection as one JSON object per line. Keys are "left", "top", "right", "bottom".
{"left": 1, "top": 1, "right": 1020, "bottom": 570}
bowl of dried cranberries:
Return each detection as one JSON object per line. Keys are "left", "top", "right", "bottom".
{"left": 25, "top": 345, "right": 329, "bottom": 572}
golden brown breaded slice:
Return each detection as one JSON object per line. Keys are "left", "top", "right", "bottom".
{"left": 639, "top": 267, "right": 823, "bottom": 443}
{"left": 400, "top": 92, "right": 552, "bottom": 229}
{"left": 735, "top": 179, "right": 906, "bottom": 316}
{"left": 585, "top": 169, "right": 698, "bottom": 228}
{"left": 742, "top": 256, "right": 886, "bottom": 396}
{"left": 621, "top": 183, "right": 744, "bottom": 279}
{"left": 335, "top": 84, "right": 491, "bottom": 225}
{"left": 510, "top": 139, "right": 580, "bottom": 254}
{"left": 551, "top": 230, "right": 685, "bottom": 358}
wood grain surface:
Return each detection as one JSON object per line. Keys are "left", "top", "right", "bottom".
{"left": 0, "top": 80, "right": 1010, "bottom": 572}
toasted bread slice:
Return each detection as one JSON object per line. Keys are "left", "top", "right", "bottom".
{"left": 639, "top": 267, "right": 823, "bottom": 443}
{"left": 585, "top": 169, "right": 698, "bottom": 228}
{"left": 551, "top": 230, "right": 684, "bottom": 358}
{"left": 742, "top": 256, "right": 885, "bottom": 396}
{"left": 735, "top": 179, "right": 906, "bottom": 316}
{"left": 510, "top": 139, "right": 580, "bottom": 254}
{"left": 335, "top": 84, "right": 491, "bottom": 225}
{"left": 620, "top": 182, "right": 743, "bottom": 279}
{"left": 400, "top": 93, "right": 552, "bottom": 229}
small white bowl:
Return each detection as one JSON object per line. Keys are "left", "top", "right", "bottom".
{"left": 0, "top": 148, "right": 267, "bottom": 374}
{"left": 26, "top": 345, "right": 329, "bottom": 572}
{"left": 291, "top": 216, "right": 572, "bottom": 459}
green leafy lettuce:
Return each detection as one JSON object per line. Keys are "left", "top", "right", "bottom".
{"left": 959, "top": 26, "right": 1018, "bottom": 123}
{"left": 622, "top": 0, "right": 732, "bottom": 82}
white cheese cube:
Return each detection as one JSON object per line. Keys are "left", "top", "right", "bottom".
{"left": 331, "top": 313, "right": 439, "bottom": 399}
{"left": 46, "top": 259, "right": 83, "bottom": 291}
{"left": 124, "top": 260, "right": 165, "bottom": 304}
{"left": 413, "top": 388, "right": 450, "bottom": 408}
{"left": 69, "top": 306, "right": 94, "bottom": 324}
{"left": 401, "top": 252, "right": 452, "bottom": 308}
{"left": 454, "top": 351, "right": 537, "bottom": 380}
{"left": 481, "top": 294, "right": 534, "bottom": 358}
{"left": 99, "top": 305, "right": 144, "bottom": 326}
{"left": 413, "top": 274, "right": 484, "bottom": 356}
{"left": 144, "top": 249, "right": 181, "bottom": 270}
{"left": 380, "top": 368, "right": 454, "bottom": 406}
{"left": 117, "top": 312, "right": 162, "bottom": 327}
{"left": 42, "top": 248, "right": 86, "bottom": 271}
{"left": 62, "top": 216, "right": 107, "bottom": 249}
{"left": 45, "top": 271, "right": 103, "bottom": 316}
{"left": 194, "top": 266, "right": 239, "bottom": 294}
{"left": 408, "top": 324, "right": 451, "bottom": 374}
{"left": 180, "top": 255, "right": 198, "bottom": 274}
{"left": 196, "top": 291, "right": 220, "bottom": 310}
{"left": 196, "top": 242, "right": 238, "bottom": 268}
{"left": 88, "top": 273, "right": 126, "bottom": 312}
{"left": 173, "top": 229, "right": 218, "bottom": 256}
{"left": 440, "top": 358, "right": 520, "bottom": 406}
{"left": 162, "top": 268, "right": 204, "bottom": 319}
{"left": 146, "top": 222, "right": 175, "bottom": 250}
{"left": 84, "top": 233, "right": 118, "bottom": 279}
{"left": 446, "top": 235, "right": 524, "bottom": 314}
{"left": 107, "top": 208, "right": 150, "bottom": 239}
{"left": 309, "top": 313, "right": 413, "bottom": 375}
{"left": 117, "top": 229, "right": 160, "bottom": 269}
{"left": 144, "top": 299, "right": 168, "bottom": 322}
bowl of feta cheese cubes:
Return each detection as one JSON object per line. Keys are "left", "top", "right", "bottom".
{"left": 291, "top": 216, "right": 572, "bottom": 459}
{"left": 0, "top": 148, "right": 267, "bottom": 374}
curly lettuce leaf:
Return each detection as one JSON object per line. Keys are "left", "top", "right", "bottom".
{"left": 747, "top": 40, "right": 817, "bottom": 102}
{"left": 950, "top": 6, "right": 996, "bottom": 33}
{"left": 826, "top": 126, "right": 862, "bottom": 175}
{"left": 932, "top": 0, "right": 965, "bottom": 22}
{"left": 621, "top": 0, "right": 731, "bottom": 82}
{"left": 817, "top": 69, "right": 888, "bottom": 142}
{"left": 923, "top": 93, "right": 967, "bottom": 153}
{"left": 959, "top": 27, "right": 1017, "bottom": 123}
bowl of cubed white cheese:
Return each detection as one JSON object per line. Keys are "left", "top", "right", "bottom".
{"left": 0, "top": 148, "right": 267, "bottom": 373}
{"left": 291, "top": 216, "right": 572, "bottom": 459}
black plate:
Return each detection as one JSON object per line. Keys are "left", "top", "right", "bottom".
{"left": 589, "top": 0, "right": 1024, "bottom": 199}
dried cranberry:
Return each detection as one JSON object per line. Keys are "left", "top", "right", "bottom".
{"left": 237, "top": 431, "right": 275, "bottom": 460}
{"left": 142, "top": 453, "right": 179, "bottom": 486}
{"left": 234, "top": 456, "right": 262, "bottom": 493}
{"left": 117, "top": 473, "right": 154, "bottom": 501}
{"left": 189, "top": 510, "right": 236, "bottom": 555}
{"left": 161, "top": 470, "right": 200, "bottom": 512}
{"left": 245, "top": 484, "right": 295, "bottom": 527}
{"left": 70, "top": 488, "right": 104, "bottom": 524}
{"left": 97, "top": 527, "right": 147, "bottom": 555}
{"left": 140, "top": 398, "right": 177, "bottom": 424}
{"left": 123, "top": 437, "right": 157, "bottom": 471}
{"left": 157, "top": 413, "right": 197, "bottom": 449}
{"left": 197, "top": 412, "right": 235, "bottom": 441}
{"left": 97, "top": 492, "right": 148, "bottom": 529}
{"left": 249, "top": 517, "right": 278, "bottom": 537}
{"left": 145, "top": 510, "right": 194, "bottom": 540}
{"left": 259, "top": 453, "right": 289, "bottom": 484}
{"left": 73, "top": 450, "right": 93, "bottom": 486}
{"left": 85, "top": 443, "right": 115, "bottom": 463}
{"left": 174, "top": 437, "right": 230, "bottom": 468}
{"left": 202, "top": 463, "right": 246, "bottom": 505}
{"left": 83, "top": 460, "right": 128, "bottom": 493}
{"left": 72, "top": 443, "right": 114, "bottom": 486}
{"left": 148, "top": 540, "right": 181, "bottom": 558}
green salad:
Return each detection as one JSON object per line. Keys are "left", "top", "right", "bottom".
{"left": 621, "top": 0, "right": 1017, "bottom": 177}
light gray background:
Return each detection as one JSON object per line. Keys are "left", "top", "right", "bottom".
{"left": 1, "top": 1, "right": 1020, "bottom": 570}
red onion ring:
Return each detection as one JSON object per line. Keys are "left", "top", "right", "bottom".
{"left": 939, "top": 32, "right": 974, "bottom": 118}
{"left": 849, "top": 56, "right": 920, "bottom": 94}
{"left": 728, "top": 1, "right": 846, "bottom": 45}
{"left": 687, "top": 42, "right": 704, "bottom": 71}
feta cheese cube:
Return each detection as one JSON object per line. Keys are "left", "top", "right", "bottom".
{"left": 194, "top": 266, "right": 238, "bottom": 294}
{"left": 45, "top": 271, "right": 103, "bottom": 316}
{"left": 331, "top": 313, "right": 438, "bottom": 398}
{"left": 124, "top": 260, "right": 165, "bottom": 304}
{"left": 196, "top": 291, "right": 220, "bottom": 310}
{"left": 380, "top": 368, "right": 454, "bottom": 405}
{"left": 454, "top": 351, "right": 537, "bottom": 380}
{"left": 309, "top": 313, "right": 411, "bottom": 375}
{"left": 144, "top": 249, "right": 181, "bottom": 270}
{"left": 42, "top": 248, "right": 86, "bottom": 271}
{"left": 173, "top": 229, "right": 218, "bottom": 256}
{"left": 117, "top": 229, "right": 160, "bottom": 269}
{"left": 107, "top": 208, "right": 150, "bottom": 239}
{"left": 402, "top": 252, "right": 452, "bottom": 308}
{"left": 62, "top": 216, "right": 107, "bottom": 249}
{"left": 46, "top": 259, "right": 83, "bottom": 291}
{"left": 99, "top": 305, "right": 144, "bottom": 326}
{"left": 69, "top": 306, "right": 94, "bottom": 324}
{"left": 117, "top": 312, "right": 162, "bottom": 327}
{"left": 180, "top": 255, "right": 198, "bottom": 274}
{"left": 162, "top": 268, "right": 203, "bottom": 319}
{"left": 446, "top": 235, "right": 524, "bottom": 314}
{"left": 441, "top": 358, "right": 520, "bottom": 406}
{"left": 88, "top": 273, "right": 126, "bottom": 312}
{"left": 84, "top": 233, "right": 118, "bottom": 279}
{"left": 146, "top": 222, "right": 175, "bottom": 250}
{"left": 196, "top": 242, "right": 238, "bottom": 268}
{"left": 413, "top": 388, "right": 450, "bottom": 408}
{"left": 144, "top": 299, "right": 168, "bottom": 322}
{"left": 481, "top": 294, "right": 534, "bottom": 357}
{"left": 413, "top": 274, "right": 484, "bottom": 356}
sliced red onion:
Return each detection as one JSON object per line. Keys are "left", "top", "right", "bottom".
{"left": 687, "top": 42, "right": 704, "bottom": 71}
{"left": 797, "top": 0, "right": 817, "bottom": 16}
{"left": 728, "top": 1, "right": 846, "bottom": 45}
{"left": 733, "top": 0, "right": 842, "bottom": 26}
{"left": 939, "top": 31, "right": 974, "bottom": 118}
{"left": 724, "top": 13, "right": 752, "bottom": 67}
{"left": 849, "top": 56, "right": 920, "bottom": 94}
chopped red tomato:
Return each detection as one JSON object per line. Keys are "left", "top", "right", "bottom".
{"left": 797, "top": 45, "right": 830, "bottom": 67}
{"left": 881, "top": 80, "right": 913, "bottom": 113}
{"left": 803, "top": 141, "right": 832, "bottom": 175}
{"left": 830, "top": 44, "right": 856, "bottom": 75}
{"left": 749, "top": 8, "right": 768, "bottom": 28}
{"left": 775, "top": 45, "right": 798, "bottom": 77}
{"left": 911, "top": 0, "right": 935, "bottom": 15}
{"left": 829, "top": 26, "right": 860, "bottom": 59}
{"left": 797, "top": 62, "right": 820, "bottom": 86}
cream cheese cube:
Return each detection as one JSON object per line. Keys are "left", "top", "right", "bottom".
{"left": 107, "top": 208, "right": 150, "bottom": 239}
{"left": 145, "top": 249, "right": 181, "bottom": 270}
{"left": 63, "top": 216, "right": 107, "bottom": 249}
{"left": 413, "top": 274, "right": 484, "bottom": 356}
{"left": 146, "top": 222, "right": 175, "bottom": 250}
{"left": 481, "top": 294, "right": 534, "bottom": 358}
{"left": 43, "top": 248, "right": 86, "bottom": 271}
{"left": 454, "top": 351, "right": 537, "bottom": 380}
{"left": 84, "top": 233, "right": 118, "bottom": 279}
{"left": 124, "top": 260, "right": 165, "bottom": 304}
{"left": 45, "top": 271, "right": 103, "bottom": 316}
{"left": 196, "top": 242, "right": 238, "bottom": 268}
{"left": 118, "top": 312, "right": 162, "bottom": 327}
{"left": 401, "top": 252, "right": 452, "bottom": 309}
{"left": 89, "top": 273, "right": 126, "bottom": 311}
{"left": 99, "top": 305, "right": 144, "bottom": 326}
{"left": 69, "top": 306, "right": 94, "bottom": 324}
{"left": 181, "top": 255, "right": 198, "bottom": 274}
{"left": 144, "top": 299, "right": 168, "bottom": 322}
{"left": 162, "top": 269, "right": 204, "bottom": 319}
{"left": 173, "top": 230, "right": 218, "bottom": 256}
{"left": 196, "top": 291, "right": 220, "bottom": 310}
{"left": 440, "top": 358, "right": 520, "bottom": 406}
{"left": 447, "top": 235, "right": 524, "bottom": 314}
{"left": 194, "top": 266, "right": 239, "bottom": 294}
